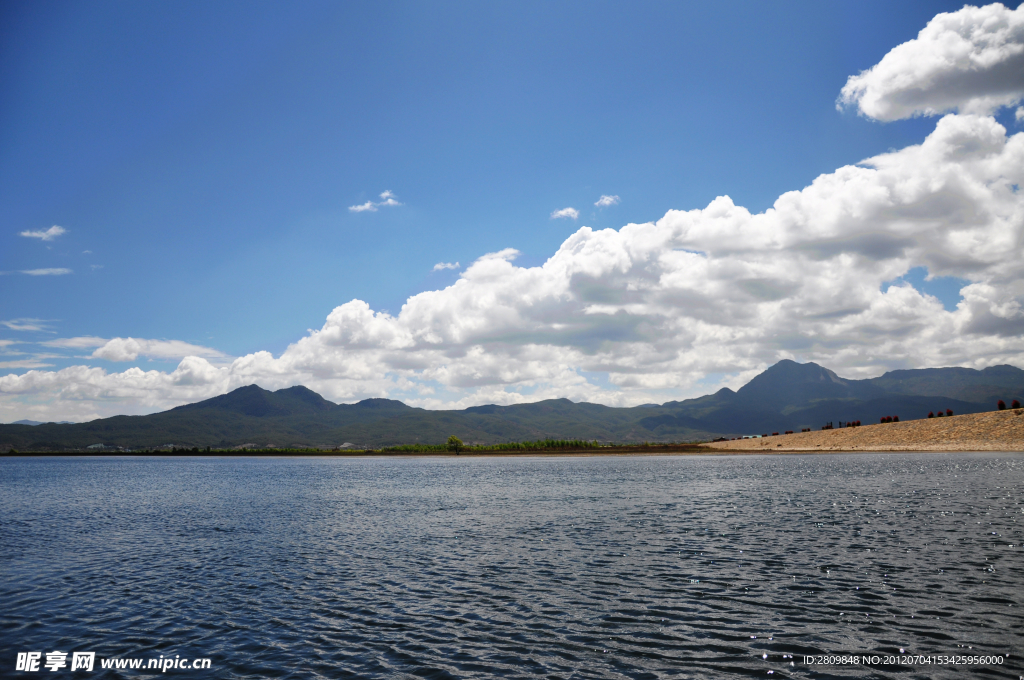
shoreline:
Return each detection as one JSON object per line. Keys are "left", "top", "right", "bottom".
{"left": 5, "top": 448, "right": 1023, "bottom": 458}
{"left": 5, "top": 409, "right": 1022, "bottom": 457}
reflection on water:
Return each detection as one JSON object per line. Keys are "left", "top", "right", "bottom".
{"left": 1, "top": 453, "right": 1022, "bottom": 678}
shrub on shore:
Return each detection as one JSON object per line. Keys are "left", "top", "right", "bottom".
{"left": 384, "top": 438, "right": 603, "bottom": 453}
{"left": 447, "top": 435, "right": 464, "bottom": 454}
{"left": 998, "top": 400, "right": 1006, "bottom": 410}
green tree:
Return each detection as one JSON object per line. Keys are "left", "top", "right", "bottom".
{"left": 447, "top": 435, "right": 463, "bottom": 454}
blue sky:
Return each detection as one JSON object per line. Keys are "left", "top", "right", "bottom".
{"left": 2, "top": 1, "right": 1023, "bottom": 421}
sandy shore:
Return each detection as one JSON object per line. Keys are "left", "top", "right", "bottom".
{"left": 702, "top": 407, "right": 1024, "bottom": 452}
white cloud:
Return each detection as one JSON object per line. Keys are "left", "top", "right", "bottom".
{"left": 21, "top": 268, "right": 72, "bottom": 276}
{"left": 595, "top": 195, "right": 620, "bottom": 207}
{"left": 20, "top": 225, "right": 66, "bottom": 241}
{"left": 1017, "top": 106, "right": 1024, "bottom": 122}
{"left": 0, "top": 359, "right": 55, "bottom": 369}
{"left": 349, "top": 190, "right": 402, "bottom": 213}
{"left": 0, "top": 360, "right": 231, "bottom": 421}
{"left": 5, "top": 8, "right": 1024, "bottom": 422}
{"left": 1, "top": 319, "right": 53, "bottom": 332}
{"left": 90, "top": 337, "right": 229, "bottom": 362}
{"left": 839, "top": 3, "right": 1024, "bottom": 121}
{"left": 4, "top": 109, "right": 1020, "bottom": 421}
{"left": 378, "top": 190, "right": 401, "bottom": 206}
{"left": 41, "top": 337, "right": 109, "bottom": 349}
{"left": 551, "top": 207, "right": 580, "bottom": 220}
{"left": 432, "top": 262, "right": 460, "bottom": 271}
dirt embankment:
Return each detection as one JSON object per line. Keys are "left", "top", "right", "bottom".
{"left": 702, "top": 408, "right": 1024, "bottom": 452}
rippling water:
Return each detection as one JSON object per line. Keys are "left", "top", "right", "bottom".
{"left": 1, "top": 453, "right": 1022, "bottom": 679}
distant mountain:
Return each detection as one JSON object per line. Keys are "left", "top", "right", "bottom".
{"left": 0, "top": 389, "right": 719, "bottom": 451}
{"left": 2, "top": 361, "right": 1022, "bottom": 451}
{"left": 171, "top": 384, "right": 341, "bottom": 418}
{"left": 9, "top": 420, "right": 74, "bottom": 426}
{"left": 651, "top": 360, "right": 1023, "bottom": 436}
{"left": 865, "top": 365, "right": 1024, "bottom": 404}
{"left": 735, "top": 360, "right": 885, "bottom": 407}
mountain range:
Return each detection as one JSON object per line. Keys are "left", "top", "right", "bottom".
{"left": 2, "top": 360, "right": 1022, "bottom": 451}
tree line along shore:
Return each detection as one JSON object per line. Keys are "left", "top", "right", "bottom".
{"left": 5, "top": 439, "right": 708, "bottom": 456}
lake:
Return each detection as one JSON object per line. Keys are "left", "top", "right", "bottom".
{"left": 1, "top": 453, "right": 1021, "bottom": 678}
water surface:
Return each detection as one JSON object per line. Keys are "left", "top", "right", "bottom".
{"left": 1, "top": 453, "right": 1022, "bottom": 678}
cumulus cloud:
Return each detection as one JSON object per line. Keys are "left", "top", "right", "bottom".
{"left": 21, "top": 268, "right": 72, "bottom": 276}
{"left": 3, "top": 112, "right": 1024, "bottom": 420}
{"left": 551, "top": 207, "right": 580, "bottom": 220}
{"left": 432, "top": 262, "right": 460, "bottom": 271}
{"left": 1017, "top": 106, "right": 1024, "bottom": 122}
{"left": 839, "top": 3, "right": 1024, "bottom": 120}
{"left": 4, "top": 111, "right": 1023, "bottom": 420}
{"left": 20, "top": 225, "right": 66, "bottom": 241}
{"left": 0, "top": 359, "right": 232, "bottom": 421}
{"left": 4, "top": 8, "right": 1024, "bottom": 421}
{"left": 595, "top": 195, "right": 621, "bottom": 207}
{"left": 349, "top": 190, "right": 402, "bottom": 213}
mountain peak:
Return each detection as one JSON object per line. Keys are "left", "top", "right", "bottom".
{"left": 273, "top": 385, "right": 335, "bottom": 411}
{"left": 347, "top": 398, "right": 413, "bottom": 411}
{"left": 737, "top": 360, "right": 880, "bottom": 405}
{"left": 759, "top": 359, "right": 840, "bottom": 381}
{"left": 173, "top": 383, "right": 335, "bottom": 417}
